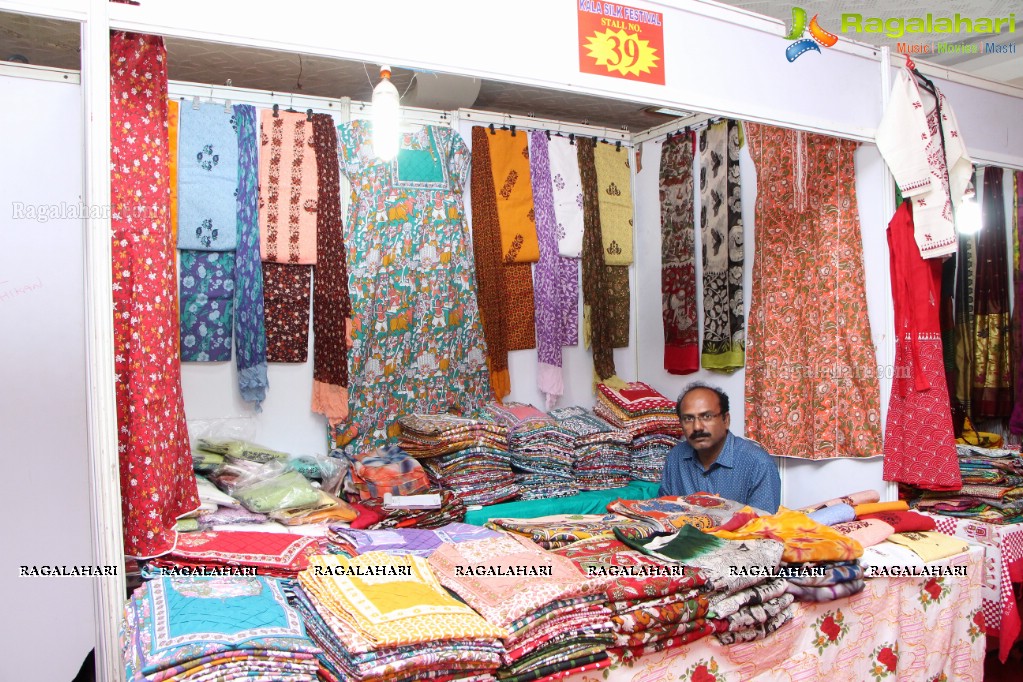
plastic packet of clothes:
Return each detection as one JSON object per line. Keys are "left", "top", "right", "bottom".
{"left": 232, "top": 470, "right": 322, "bottom": 514}
{"left": 209, "top": 457, "right": 288, "bottom": 496}
{"left": 288, "top": 453, "right": 346, "bottom": 495}
{"left": 198, "top": 438, "right": 290, "bottom": 464}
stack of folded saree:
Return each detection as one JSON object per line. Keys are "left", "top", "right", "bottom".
{"left": 592, "top": 383, "right": 682, "bottom": 481}
{"left": 145, "top": 531, "right": 324, "bottom": 578}
{"left": 913, "top": 445, "right": 1023, "bottom": 523}
{"left": 485, "top": 513, "right": 657, "bottom": 550}
{"left": 548, "top": 406, "right": 632, "bottom": 490}
{"left": 484, "top": 402, "right": 577, "bottom": 500}
{"left": 429, "top": 533, "right": 613, "bottom": 680}
{"left": 292, "top": 553, "right": 508, "bottom": 681}
{"left": 398, "top": 413, "right": 519, "bottom": 505}
{"left": 122, "top": 575, "right": 321, "bottom": 681}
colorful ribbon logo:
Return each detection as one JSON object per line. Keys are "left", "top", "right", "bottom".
{"left": 784, "top": 7, "right": 838, "bottom": 62}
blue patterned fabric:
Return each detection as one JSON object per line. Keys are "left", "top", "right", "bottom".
{"left": 232, "top": 104, "right": 268, "bottom": 406}
{"left": 179, "top": 251, "right": 234, "bottom": 361}
{"left": 177, "top": 102, "right": 238, "bottom": 250}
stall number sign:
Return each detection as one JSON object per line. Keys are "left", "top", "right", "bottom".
{"left": 578, "top": 1, "right": 664, "bottom": 84}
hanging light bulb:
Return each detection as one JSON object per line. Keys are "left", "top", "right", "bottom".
{"left": 372, "top": 65, "right": 401, "bottom": 161}
{"left": 957, "top": 194, "right": 982, "bottom": 235}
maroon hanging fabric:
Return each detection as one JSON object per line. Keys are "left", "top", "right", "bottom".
{"left": 660, "top": 132, "right": 699, "bottom": 374}
{"left": 110, "top": 32, "right": 199, "bottom": 558}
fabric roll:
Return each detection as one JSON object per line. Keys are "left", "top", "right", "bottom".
{"left": 882, "top": 201, "right": 960, "bottom": 490}
{"left": 853, "top": 501, "right": 908, "bottom": 516}
{"left": 530, "top": 130, "right": 578, "bottom": 408}
{"left": 179, "top": 251, "right": 235, "bottom": 361}
{"left": 744, "top": 124, "right": 882, "bottom": 459}
{"left": 972, "top": 166, "right": 1013, "bottom": 417}
{"left": 808, "top": 503, "right": 855, "bottom": 526}
{"left": 1011, "top": 173, "right": 1023, "bottom": 432}
{"left": 167, "top": 99, "right": 180, "bottom": 243}
{"left": 470, "top": 127, "right": 511, "bottom": 399}
{"left": 110, "top": 31, "right": 199, "bottom": 558}
{"left": 231, "top": 104, "right": 269, "bottom": 407}
{"left": 578, "top": 137, "right": 617, "bottom": 381}
{"left": 593, "top": 141, "right": 634, "bottom": 265}
{"left": 549, "top": 135, "right": 585, "bottom": 259}
{"left": 262, "top": 263, "right": 311, "bottom": 363}
{"left": 799, "top": 490, "right": 880, "bottom": 513}
{"left": 660, "top": 132, "right": 699, "bottom": 374}
{"left": 700, "top": 119, "right": 745, "bottom": 372}
{"left": 489, "top": 128, "right": 540, "bottom": 263}
{"left": 177, "top": 102, "right": 239, "bottom": 251}
{"left": 310, "top": 113, "right": 352, "bottom": 425}
{"left": 859, "top": 510, "right": 936, "bottom": 533}
{"left": 259, "top": 109, "right": 318, "bottom": 264}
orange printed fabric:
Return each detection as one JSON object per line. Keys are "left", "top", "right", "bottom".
{"left": 167, "top": 99, "right": 180, "bottom": 243}
{"left": 710, "top": 507, "right": 863, "bottom": 562}
{"left": 853, "top": 500, "right": 909, "bottom": 517}
{"left": 488, "top": 129, "right": 539, "bottom": 263}
{"left": 258, "top": 109, "right": 318, "bottom": 264}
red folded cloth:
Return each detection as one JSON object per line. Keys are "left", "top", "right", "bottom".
{"left": 860, "top": 510, "right": 936, "bottom": 533}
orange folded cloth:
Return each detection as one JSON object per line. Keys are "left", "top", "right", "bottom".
{"left": 853, "top": 501, "right": 909, "bottom": 517}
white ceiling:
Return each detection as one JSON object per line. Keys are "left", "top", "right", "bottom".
{"left": 715, "top": 0, "right": 1023, "bottom": 87}
{"left": 1, "top": 3, "right": 1020, "bottom": 131}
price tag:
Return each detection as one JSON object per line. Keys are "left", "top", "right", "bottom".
{"left": 578, "top": 1, "right": 664, "bottom": 85}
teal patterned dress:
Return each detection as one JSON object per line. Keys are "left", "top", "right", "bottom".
{"left": 333, "top": 121, "right": 491, "bottom": 450}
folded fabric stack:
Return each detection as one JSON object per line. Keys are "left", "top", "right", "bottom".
{"left": 592, "top": 383, "right": 682, "bottom": 481}
{"left": 350, "top": 489, "right": 467, "bottom": 530}
{"left": 484, "top": 402, "right": 578, "bottom": 500}
{"left": 548, "top": 406, "right": 632, "bottom": 490}
{"left": 429, "top": 533, "right": 613, "bottom": 680}
{"left": 486, "top": 513, "right": 657, "bottom": 550}
{"left": 327, "top": 522, "right": 500, "bottom": 557}
{"left": 145, "top": 531, "right": 324, "bottom": 578}
{"left": 122, "top": 575, "right": 321, "bottom": 681}
{"left": 616, "top": 526, "right": 792, "bottom": 646}
{"left": 553, "top": 535, "right": 714, "bottom": 657}
{"left": 780, "top": 560, "right": 865, "bottom": 604}
{"left": 710, "top": 508, "right": 864, "bottom": 565}
{"left": 397, "top": 413, "right": 520, "bottom": 506}
{"left": 913, "top": 445, "right": 1023, "bottom": 523}
{"left": 344, "top": 445, "right": 431, "bottom": 502}
{"left": 292, "top": 553, "right": 507, "bottom": 681}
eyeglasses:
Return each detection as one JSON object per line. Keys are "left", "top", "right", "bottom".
{"left": 680, "top": 412, "right": 722, "bottom": 426}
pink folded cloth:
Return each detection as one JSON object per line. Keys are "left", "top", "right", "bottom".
{"left": 832, "top": 518, "right": 895, "bottom": 548}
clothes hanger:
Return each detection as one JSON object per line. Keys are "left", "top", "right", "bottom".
{"left": 905, "top": 54, "right": 936, "bottom": 96}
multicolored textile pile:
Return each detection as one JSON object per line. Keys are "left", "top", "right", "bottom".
{"left": 145, "top": 531, "right": 324, "bottom": 579}
{"left": 912, "top": 445, "right": 1023, "bottom": 523}
{"left": 326, "top": 522, "right": 500, "bottom": 558}
{"left": 592, "top": 382, "right": 681, "bottom": 481}
{"left": 484, "top": 402, "right": 578, "bottom": 499}
{"left": 549, "top": 406, "right": 632, "bottom": 490}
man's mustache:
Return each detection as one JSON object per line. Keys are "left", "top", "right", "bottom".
{"left": 689, "top": 431, "right": 710, "bottom": 439}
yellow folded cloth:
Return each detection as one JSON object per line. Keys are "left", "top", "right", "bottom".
{"left": 853, "top": 501, "right": 909, "bottom": 517}
{"left": 884, "top": 531, "right": 969, "bottom": 563}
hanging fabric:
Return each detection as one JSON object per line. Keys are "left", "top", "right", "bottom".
{"left": 179, "top": 251, "right": 235, "bottom": 361}
{"left": 972, "top": 167, "right": 1014, "bottom": 418}
{"left": 660, "top": 132, "right": 699, "bottom": 375}
{"left": 549, "top": 135, "right": 585, "bottom": 260}
{"left": 310, "top": 113, "right": 352, "bottom": 425}
{"left": 167, "top": 99, "right": 180, "bottom": 243}
{"left": 529, "top": 130, "right": 578, "bottom": 408}
{"left": 876, "top": 69, "right": 973, "bottom": 259}
{"left": 699, "top": 120, "right": 746, "bottom": 372}
{"left": 334, "top": 121, "right": 490, "bottom": 450}
{"left": 232, "top": 104, "right": 269, "bottom": 407}
{"left": 882, "top": 201, "right": 961, "bottom": 490}
{"left": 1011, "top": 173, "right": 1023, "bottom": 433}
{"left": 469, "top": 126, "right": 511, "bottom": 399}
{"left": 177, "top": 102, "right": 239, "bottom": 251}
{"left": 259, "top": 109, "right": 318, "bottom": 264}
{"left": 744, "top": 124, "right": 882, "bottom": 459}
{"left": 262, "top": 262, "right": 311, "bottom": 363}
{"left": 110, "top": 31, "right": 199, "bottom": 558}
{"left": 578, "top": 137, "right": 617, "bottom": 381}
{"left": 487, "top": 129, "right": 538, "bottom": 350}
{"left": 952, "top": 175, "right": 978, "bottom": 417}
{"left": 594, "top": 141, "right": 634, "bottom": 266}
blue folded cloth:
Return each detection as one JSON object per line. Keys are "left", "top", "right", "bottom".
{"left": 808, "top": 503, "right": 856, "bottom": 526}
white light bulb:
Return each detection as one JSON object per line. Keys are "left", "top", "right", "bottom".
{"left": 372, "top": 65, "right": 401, "bottom": 161}
{"left": 957, "top": 196, "right": 981, "bottom": 235}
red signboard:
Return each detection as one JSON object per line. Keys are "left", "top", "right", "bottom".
{"left": 578, "top": 1, "right": 665, "bottom": 85}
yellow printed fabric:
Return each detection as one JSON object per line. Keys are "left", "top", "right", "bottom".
{"left": 488, "top": 129, "right": 540, "bottom": 263}
{"left": 298, "top": 553, "right": 507, "bottom": 648}
{"left": 884, "top": 531, "right": 970, "bottom": 563}
{"left": 710, "top": 507, "right": 863, "bottom": 562}
{"left": 593, "top": 141, "right": 634, "bottom": 265}
{"left": 167, "top": 99, "right": 180, "bottom": 242}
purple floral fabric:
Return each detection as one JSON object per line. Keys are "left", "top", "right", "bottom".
{"left": 529, "top": 131, "right": 580, "bottom": 408}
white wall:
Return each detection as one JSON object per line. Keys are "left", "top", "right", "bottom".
{"left": 0, "top": 73, "right": 95, "bottom": 680}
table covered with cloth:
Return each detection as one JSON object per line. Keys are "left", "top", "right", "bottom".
{"left": 558, "top": 546, "right": 985, "bottom": 681}
{"left": 921, "top": 511, "right": 1023, "bottom": 661}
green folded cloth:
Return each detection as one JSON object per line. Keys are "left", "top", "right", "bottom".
{"left": 174, "top": 518, "right": 200, "bottom": 533}
{"left": 464, "top": 480, "right": 660, "bottom": 525}
{"left": 197, "top": 438, "right": 289, "bottom": 464}
{"left": 233, "top": 470, "right": 321, "bottom": 514}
